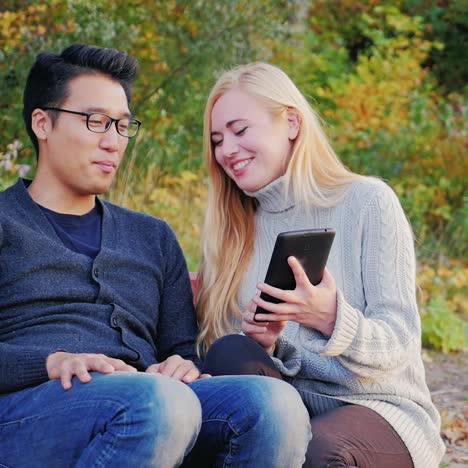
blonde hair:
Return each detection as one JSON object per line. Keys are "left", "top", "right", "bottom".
{"left": 196, "top": 62, "right": 359, "bottom": 353}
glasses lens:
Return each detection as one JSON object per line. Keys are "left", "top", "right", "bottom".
{"left": 88, "top": 114, "right": 111, "bottom": 132}
{"left": 118, "top": 119, "right": 140, "bottom": 137}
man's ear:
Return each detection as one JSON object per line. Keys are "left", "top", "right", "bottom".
{"left": 31, "top": 108, "right": 51, "bottom": 142}
{"left": 286, "top": 108, "right": 301, "bottom": 140}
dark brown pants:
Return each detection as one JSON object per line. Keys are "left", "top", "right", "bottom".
{"left": 203, "top": 335, "right": 413, "bottom": 468}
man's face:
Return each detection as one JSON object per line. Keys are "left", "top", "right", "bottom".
{"left": 38, "top": 74, "right": 130, "bottom": 197}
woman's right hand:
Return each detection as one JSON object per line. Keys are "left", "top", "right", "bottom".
{"left": 241, "top": 295, "right": 287, "bottom": 355}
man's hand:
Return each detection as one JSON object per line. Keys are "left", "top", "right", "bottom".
{"left": 146, "top": 355, "right": 210, "bottom": 383}
{"left": 46, "top": 352, "right": 137, "bottom": 390}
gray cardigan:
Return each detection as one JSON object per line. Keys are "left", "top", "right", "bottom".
{"left": 0, "top": 179, "right": 199, "bottom": 394}
{"left": 238, "top": 175, "right": 445, "bottom": 468}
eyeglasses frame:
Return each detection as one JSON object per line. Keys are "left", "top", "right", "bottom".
{"left": 40, "top": 106, "right": 141, "bottom": 138}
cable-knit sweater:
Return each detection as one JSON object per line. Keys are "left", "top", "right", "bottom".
{"left": 237, "top": 175, "right": 445, "bottom": 468}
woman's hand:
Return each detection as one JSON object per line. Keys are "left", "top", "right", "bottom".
{"left": 253, "top": 257, "right": 337, "bottom": 337}
{"left": 241, "top": 298, "right": 287, "bottom": 354}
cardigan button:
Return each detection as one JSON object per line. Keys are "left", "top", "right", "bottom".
{"left": 111, "top": 317, "right": 118, "bottom": 327}
{"left": 93, "top": 267, "right": 99, "bottom": 278}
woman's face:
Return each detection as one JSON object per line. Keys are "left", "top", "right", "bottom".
{"left": 210, "top": 88, "right": 299, "bottom": 192}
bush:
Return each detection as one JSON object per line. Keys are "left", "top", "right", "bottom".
{"left": 421, "top": 297, "right": 467, "bottom": 353}
{"left": 0, "top": 140, "right": 31, "bottom": 190}
{"left": 1, "top": 0, "right": 465, "bottom": 353}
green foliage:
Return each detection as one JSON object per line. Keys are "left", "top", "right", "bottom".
{"left": 417, "top": 260, "right": 467, "bottom": 353}
{"left": 1, "top": 0, "right": 466, "bottom": 352}
{"left": 0, "top": 140, "right": 31, "bottom": 190}
{"left": 286, "top": 2, "right": 467, "bottom": 259}
{"left": 402, "top": 0, "right": 468, "bottom": 93}
{"left": 0, "top": 0, "right": 295, "bottom": 171}
{"left": 421, "top": 297, "right": 467, "bottom": 354}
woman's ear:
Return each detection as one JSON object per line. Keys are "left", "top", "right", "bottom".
{"left": 31, "top": 108, "right": 51, "bottom": 142}
{"left": 286, "top": 109, "right": 301, "bottom": 140}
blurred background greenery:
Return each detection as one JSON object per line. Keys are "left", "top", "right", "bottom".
{"left": 1, "top": 0, "right": 466, "bottom": 352}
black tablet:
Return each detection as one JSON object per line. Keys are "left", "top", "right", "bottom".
{"left": 254, "top": 228, "right": 335, "bottom": 321}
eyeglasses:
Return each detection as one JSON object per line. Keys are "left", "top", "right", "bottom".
{"left": 41, "top": 107, "right": 142, "bottom": 138}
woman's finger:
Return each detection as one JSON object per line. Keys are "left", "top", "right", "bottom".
{"left": 252, "top": 295, "right": 298, "bottom": 315}
{"left": 287, "top": 256, "right": 310, "bottom": 287}
{"left": 242, "top": 320, "right": 268, "bottom": 334}
{"left": 319, "top": 267, "right": 335, "bottom": 287}
{"left": 256, "top": 282, "right": 298, "bottom": 304}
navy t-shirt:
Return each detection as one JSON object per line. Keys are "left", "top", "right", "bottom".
{"left": 38, "top": 202, "right": 102, "bottom": 259}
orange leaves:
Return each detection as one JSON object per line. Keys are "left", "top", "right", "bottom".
{"left": 440, "top": 408, "right": 468, "bottom": 454}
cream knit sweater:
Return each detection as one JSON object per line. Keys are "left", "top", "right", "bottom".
{"left": 237, "top": 175, "right": 445, "bottom": 468}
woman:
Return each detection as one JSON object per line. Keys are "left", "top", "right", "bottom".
{"left": 196, "top": 62, "right": 445, "bottom": 468}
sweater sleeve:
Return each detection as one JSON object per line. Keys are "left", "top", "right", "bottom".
{"left": 276, "top": 183, "right": 422, "bottom": 379}
{"left": 155, "top": 223, "right": 201, "bottom": 367}
{"left": 0, "top": 343, "right": 50, "bottom": 393}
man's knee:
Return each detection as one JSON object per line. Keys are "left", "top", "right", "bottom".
{"left": 265, "top": 378, "right": 311, "bottom": 434}
{"left": 233, "top": 376, "right": 311, "bottom": 448}
{"left": 83, "top": 372, "right": 201, "bottom": 448}
{"left": 103, "top": 371, "right": 201, "bottom": 429}
{"left": 236, "top": 377, "right": 311, "bottom": 466}
{"left": 88, "top": 372, "right": 202, "bottom": 466}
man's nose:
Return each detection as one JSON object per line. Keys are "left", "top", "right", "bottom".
{"left": 100, "top": 124, "right": 121, "bottom": 151}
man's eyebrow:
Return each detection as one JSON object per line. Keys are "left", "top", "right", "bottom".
{"left": 84, "top": 107, "right": 133, "bottom": 118}
{"left": 211, "top": 119, "right": 248, "bottom": 136}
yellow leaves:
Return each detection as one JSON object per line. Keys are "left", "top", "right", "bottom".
{"left": 0, "top": 10, "right": 24, "bottom": 45}
{"left": 153, "top": 170, "right": 200, "bottom": 190}
{"left": 153, "top": 62, "right": 169, "bottom": 73}
{"left": 417, "top": 260, "right": 468, "bottom": 318}
{"left": 29, "top": 4, "right": 48, "bottom": 14}
{"left": 0, "top": 2, "right": 74, "bottom": 49}
{"left": 333, "top": 55, "right": 421, "bottom": 125}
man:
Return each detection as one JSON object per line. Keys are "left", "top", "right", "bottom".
{"left": 0, "top": 43, "right": 310, "bottom": 467}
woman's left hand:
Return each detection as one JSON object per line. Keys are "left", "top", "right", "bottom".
{"left": 253, "top": 256, "right": 338, "bottom": 337}
{"left": 241, "top": 298, "right": 287, "bottom": 354}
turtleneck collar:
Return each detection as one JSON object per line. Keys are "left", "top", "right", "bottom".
{"left": 243, "top": 174, "right": 297, "bottom": 213}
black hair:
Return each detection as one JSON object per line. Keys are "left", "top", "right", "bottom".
{"left": 22, "top": 43, "right": 138, "bottom": 156}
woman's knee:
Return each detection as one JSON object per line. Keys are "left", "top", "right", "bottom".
{"left": 203, "top": 334, "right": 281, "bottom": 377}
{"left": 304, "top": 430, "right": 353, "bottom": 468}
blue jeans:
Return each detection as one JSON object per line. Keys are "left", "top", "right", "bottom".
{"left": 187, "top": 375, "right": 311, "bottom": 467}
{"left": 0, "top": 372, "right": 310, "bottom": 467}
